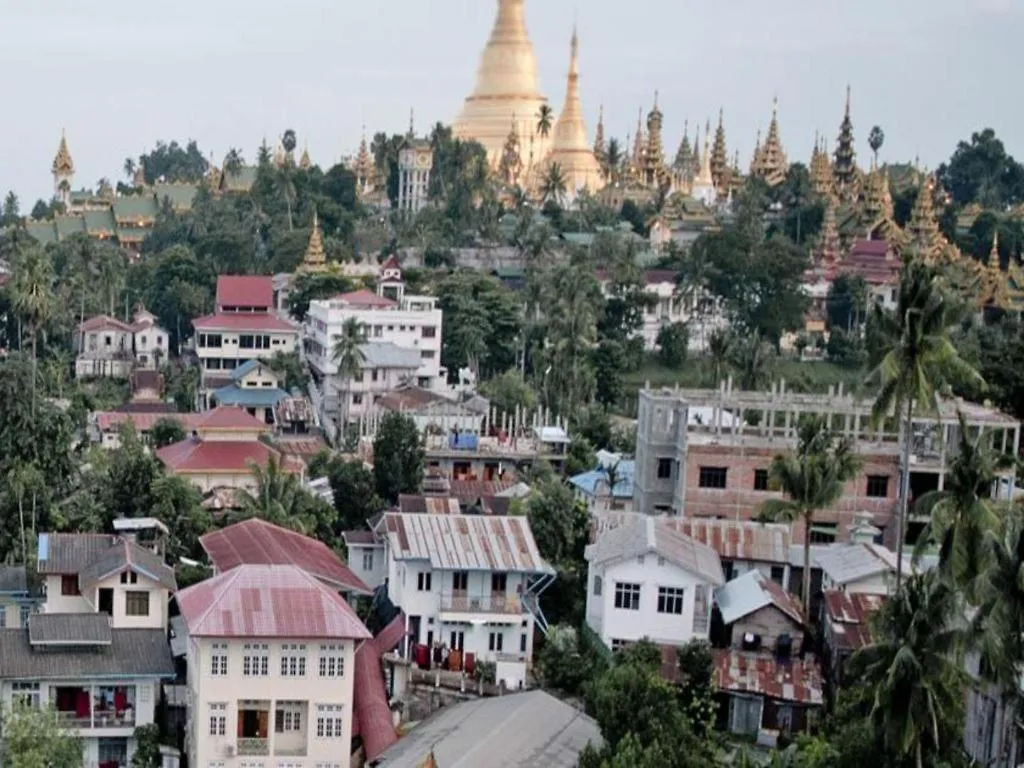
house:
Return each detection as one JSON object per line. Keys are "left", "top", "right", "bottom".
{"left": 342, "top": 530, "right": 386, "bottom": 592}
{"left": 815, "top": 542, "right": 898, "bottom": 595}
{"left": 371, "top": 690, "right": 601, "bottom": 767}
{"left": 128, "top": 306, "right": 170, "bottom": 369}
{"left": 12, "top": 523, "right": 178, "bottom": 767}
{"left": 569, "top": 459, "right": 635, "bottom": 514}
{"left": 193, "top": 276, "right": 299, "bottom": 393}
{"left": 0, "top": 566, "right": 34, "bottom": 629}
{"left": 175, "top": 564, "right": 372, "bottom": 768}
{"left": 211, "top": 359, "right": 290, "bottom": 423}
{"left": 155, "top": 406, "right": 305, "bottom": 494}
{"left": 714, "top": 570, "right": 806, "bottom": 653}
{"left": 820, "top": 589, "right": 884, "bottom": 690}
{"left": 199, "top": 517, "right": 370, "bottom": 596}
{"left": 584, "top": 515, "right": 725, "bottom": 651}
{"left": 380, "top": 512, "right": 553, "bottom": 689}
{"left": 74, "top": 307, "right": 170, "bottom": 379}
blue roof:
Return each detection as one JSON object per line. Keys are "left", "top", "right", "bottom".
{"left": 213, "top": 385, "right": 289, "bottom": 408}
{"left": 230, "top": 359, "right": 271, "bottom": 382}
{"left": 568, "top": 460, "right": 635, "bottom": 499}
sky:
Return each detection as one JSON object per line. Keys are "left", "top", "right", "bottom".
{"left": 2, "top": 0, "right": 1020, "bottom": 204}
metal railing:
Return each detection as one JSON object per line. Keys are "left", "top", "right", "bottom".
{"left": 237, "top": 738, "right": 269, "bottom": 756}
{"left": 440, "top": 592, "right": 522, "bottom": 613}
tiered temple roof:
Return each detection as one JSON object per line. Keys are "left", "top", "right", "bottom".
{"left": 299, "top": 144, "right": 312, "bottom": 170}
{"left": 641, "top": 94, "right": 667, "bottom": 188}
{"left": 674, "top": 120, "right": 693, "bottom": 179}
{"left": 711, "top": 109, "right": 729, "bottom": 192}
{"left": 749, "top": 97, "right": 788, "bottom": 187}
{"left": 299, "top": 212, "right": 327, "bottom": 273}
{"left": 354, "top": 129, "right": 374, "bottom": 198}
{"left": 833, "top": 86, "right": 858, "bottom": 200}
{"left": 905, "top": 178, "right": 945, "bottom": 262}
{"left": 545, "top": 27, "right": 602, "bottom": 194}
{"left": 809, "top": 132, "right": 833, "bottom": 197}
{"left": 52, "top": 129, "right": 75, "bottom": 177}
{"left": 593, "top": 105, "right": 607, "bottom": 173}
{"left": 817, "top": 194, "right": 842, "bottom": 264}
{"left": 631, "top": 108, "right": 646, "bottom": 176}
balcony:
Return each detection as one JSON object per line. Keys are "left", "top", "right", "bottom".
{"left": 56, "top": 710, "right": 93, "bottom": 729}
{"left": 440, "top": 592, "right": 522, "bottom": 615}
{"left": 237, "top": 738, "right": 269, "bottom": 756}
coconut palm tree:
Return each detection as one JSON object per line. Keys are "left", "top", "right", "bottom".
{"left": 731, "top": 331, "right": 775, "bottom": 391}
{"left": 540, "top": 164, "right": 568, "bottom": 207}
{"left": 123, "top": 157, "right": 136, "bottom": 182}
{"left": 758, "top": 415, "right": 862, "bottom": 614}
{"left": 282, "top": 129, "right": 297, "bottom": 157}
{"left": 535, "top": 105, "right": 554, "bottom": 140}
{"left": 848, "top": 570, "right": 967, "bottom": 768}
{"left": 869, "top": 256, "right": 983, "bottom": 588}
{"left": 240, "top": 455, "right": 307, "bottom": 530}
{"left": 913, "top": 410, "right": 1008, "bottom": 599}
{"left": 331, "top": 317, "right": 367, "bottom": 433}
{"left": 868, "top": 125, "right": 885, "bottom": 165}
{"left": 10, "top": 246, "right": 55, "bottom": 416}
{"left": 707, "top": 329, "right": 732, "bottom": 386}
{"left": 604, "top": 138, "right": 623, "bottom": 183}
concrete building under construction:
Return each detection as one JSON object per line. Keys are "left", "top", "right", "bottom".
{"left": 633, "top": 380, "right": 1020, "bottom": 545}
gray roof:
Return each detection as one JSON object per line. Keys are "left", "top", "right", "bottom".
{"left": 39, "top": 533, "right": 176, "bottom": 592}
{"left": 0, "top": 566, "right": 27, "bottom": 594}
{"left": 0, "top": 627, "right": 174, "bottom": 680}
{"left": 586, "top": 516, "right": 725, "bottom": 586}
{"left": 38, "top": 533, "right": 114, "bottom": 574}
{"left": 169, "top": 615, "right": 188, "bottom": 658}
{"left": 374, "top": 690, "right": 601, "bottom": 767}
{"left": 814, "top": 543, "right": 898, "bottom": 586}
{"left": 359, "top": 342, "right": 422, "bottom": 370}
{"left": 28, "top": 614, "right": 111, "bottom": 646}
{"left": 714, "top": 570, "right": 804, "bottom": 626}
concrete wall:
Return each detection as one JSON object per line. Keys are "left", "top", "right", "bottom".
{"left": 43, "top": 573, "right": 168, "bottom": 630}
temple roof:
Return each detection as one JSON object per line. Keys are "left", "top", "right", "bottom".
{"left": 750, "top": 97, "right": 788, "bottom": 187}
{"left": 52, "top": 130, "right": 74, "bottom": 176}
{"left": 299, "top": 212, "right": 327, "bottom": 272}
{"left": 546, "top": 26, "right": 601, "bottom": 194}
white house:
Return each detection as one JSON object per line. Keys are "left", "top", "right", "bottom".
{"left": 176, "top": 564, "right": 372, "bottom": 768}
{"left": 815, "top": 542, "right": 899, "bottom": 596}
{"left": 74, "top": 306, "right": 170, "bottom": 379}
{"left": 3, "top": 524, "right": 179, "bottom": 767}
{"left": 584, "top": 515, "right": 724, "bottom": 651}
{"left": 342, "top": 531, "right": 386, "bottom": 592}
{"left": 380, "top": 512, "right": 554, "bottom": 689}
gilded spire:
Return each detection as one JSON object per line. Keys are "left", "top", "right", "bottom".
{"left": 204, "top": 151, "right": 221, "bottom": 189}
{"left": 818, "top": 194, "right": 841, "bottom": 263}
{"left": 273, "top": 137, "right": 286, "bottom": 168}
{"left": 691, "top": 122, "right": 702, "bottom": 178}
{"left": 299, "top": 143, "right": 312, "bottom": 170}
{"left": 906, "top": 177, "right": 944, "bottom": 261}
{"left": 988, "top": 231, "right": 1001, "bottom": 270}
{"left": 593, "top": 104, "right": 606, "bottom": 165}
{"left": 833, "top": 85, "right": 858, "bottom": 199}
{"left": 299, "top": 210, "right": 327, "bottom": 272}
{"left": 52, "top": 129, "right": 75, "bottom": 176}
{"left": 674, "top": 120, "right": 693, "bottom": 178}
{"left": 750, "top": 96, "right": 788, "bottom": 187}
{"left": 750, "top": 129, "right": 762, "bottom": 175}
{"left": 408, "top": 108, "right": 416, "bottom": 139}
{"left": 631, "top": 107, "right": 646, "bottom": 172}
{"left": 810, "top": 130, "right": 833, "bottom": 197}
{"left": 690, "top": 119, "right": 715, "bottom": 204}
{"left": 547, "top": 23, "right": 601, "bottom": 193}
{"left": 642, "top": 92, "right": 666, "bottom": 187}
{"left": 354, "top": 126, "right": 374, "bottom": 196}
{"left": 711, "top": 108, "right": 729, "bottom": 190}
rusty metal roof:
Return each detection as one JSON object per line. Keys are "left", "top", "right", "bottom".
{"left": 713, "top": 650, "right": 824, "bottom": 706}
{"left": 382, "top": 513, "right": 553, "bottom": 574}
{"left": 397, "top": 495, "right": 461, "bottom": 515}
{"left": 823, "top": 589, "right": 885, "bottom": 652}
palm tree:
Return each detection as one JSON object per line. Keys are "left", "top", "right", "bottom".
{"left": 849, "top": 571, "right": 966, "bottom": 768}
{"left": 540, "top": 164, "right": 568, "bottom": 207}
{"left": 707, "top": 329, "right": 732, "bottom": 386}
{"left": 536, "top": 105, "right": 554, "bottom": 140}
{"left": 240, "top": 455, "right": 307, "bottom": 530}
{"left": 914, "top": 411, "right": 1007, "bottom": 598}
{"left": 732, "top": 331, "right": 775, "bottom": 391}
{"left": 868, "top": 126, "right": 885, "bottom": 165}
{"left": 869, "top": 256, "right": 983, "bottom": 588}
{"left": 10, "top": 246, "right": 55, "bottom": 416}
{"left": 224, "top": 148, "right": 244, "bottom": 176}
{"left": 331, "top": 317, "right": 367, "bottom": 433}
{"left": 604, "top": 138, "right": 623, "bottom": 183}
{"left": 282, "top": 129, "right": 297, "bottom": 157}
{"left": 758, "top": 415, "right": 861, "bottom": 614}
{"left": 123, "top": 157, "right": 136, "bottom": 182}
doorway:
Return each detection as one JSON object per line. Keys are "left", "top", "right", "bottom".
{"left": 98, "top": 588, "right": 113, "bottom": 616}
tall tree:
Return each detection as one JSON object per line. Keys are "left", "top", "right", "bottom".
{"left": 1, "top": 704, "right": 83, "bottom": 768}
{"left": 540, "top": 163, "right": 568, "bottom": 207}
{"left": 331, "top": 317, "right": 366, "bottom": 428}
{"left": 758, "top": 415, "right": 862, "bottom": 614}
{"left": 372, "top": 412, "right": 424, "bottom": 503}
{"left": 938, "top": 128, "right": 1024, "bottom": 208}
{"left": 536, "top": 105, "right": 554, "bottom": 139}
{"left": 10, "top": 245, "right": 55, "bottom": 416}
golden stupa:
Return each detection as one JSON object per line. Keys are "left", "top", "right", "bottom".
{"left": 454, "top": 0, "right": 549, "bottom": 167}
{"left": 544, "top": 27, "right": 601, "bottom": 194}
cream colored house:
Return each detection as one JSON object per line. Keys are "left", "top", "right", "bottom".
{"left": 176, "top": 564, "right": 371, "bottom": 768}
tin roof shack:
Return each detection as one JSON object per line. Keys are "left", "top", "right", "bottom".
{"left": 714, "top": 570, "right": 806, "bottom": 653}
{"left": 821, "top": 590, "right": 885, "bottom": 692}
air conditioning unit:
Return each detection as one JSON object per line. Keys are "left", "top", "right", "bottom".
{"left": 223, "top": 745, "right": 235, "bottom": 757}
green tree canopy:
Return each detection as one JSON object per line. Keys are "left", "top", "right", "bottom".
{"left": 372, "top": 412, "right": 424, "bottom": 503}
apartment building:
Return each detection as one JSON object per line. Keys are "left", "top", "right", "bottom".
{"left": 380, "top": 512, "right": 553, "bottom": 689}
{"left": 193, "top": 276, "right": 299, "bottom": 391}
{"left": 633, "top": 381, "right": 1020, "bottom": 546}
{"left": 176, "top": 564, "right": 371, "bottom": 768}
{"left": 0, "top": 523, "right": 178, "bottom": 767}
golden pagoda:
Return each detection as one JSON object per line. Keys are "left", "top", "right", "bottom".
{"left": 498, "top": 115, "right": 524, "bottom": 186}
{"left": 52, "top": 129, "right": 75, "bottom": 204}
{"left": 691, "top": 120, "right": 716, "bottom": 205}
{"left": 353, "top": 128, "right": 374, "bottom": 198}
{"left": 299, "top": 143, "right": 312, "bottom": 170}
{"left": 641, "top": 93, "right": 667, "bottom": 188}
{"left": 833, "top": 86, "right": 858, "bottom": 201}
{"left": 454, "top": 0, "right": 549, "bottom": 168}
{"left": 749, "top": 97, "right": 788, "bottom": 186}
{"left": 690, "top": 122, "right": 702, "bottom": 180}
{"left": 545, "top": 26, "right": 602, "bottom": 195}
{"left": 861, "top": 161, "right": 903, "bottom": 246}
{"left": 905, "top": 177, "right": 944, "bottom": 262}
{"left": 817, "top": 194, "right": 842, "bottom": 264}
{"left": 749, "top": 129, "right": 761, "bottom": 175}
{"left": 299, "top": 211, "right": 328, "bottom": 273}
{"left": 630, "top": 107, "right": 646, "bottom": 177}
{"left": 978, "top": 232, "right": 1010, "bottom": 309}
{"left": 809, "top": 132, "right": 833, "bottom": 197}
{"left": 729, "top": 149, "right": 744, "bottom": 195}
{"left": 273, "top": 138, "right": 286, "bottom": 168}
{"left": 710, "top": 108, "right": 729, "bottom": 191}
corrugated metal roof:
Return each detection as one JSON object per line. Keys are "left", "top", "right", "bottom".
{"left": 382, "top": 513, "right": 552, "bottom": 574}
{"left": 713, "top": 650, "right": 824, "bottom": 705}
{"left": 815, "top": 543, "right": 897, "bottom": 586}
{"left": 715, "top": 571, "right": 804, "bottom": 626}
{"left": 28, "top": 614, "right": 112, "bottom": 646}
{"left": 586, "top": 516, "right": 724, "bottom": 585}
{"left": 352, "top": 612, "right": 406, "bottom": 759}
{"left": 359, "top": 342, "right": 423, "bottom": 369}
{"left": 823, "top": 589, "right": 885, "bottom": 653}
{"left": 397, "top": 495, "right": 461, "bottom": 515}
{"left": 569, "top": 461, "right": 635, "bottom": 500}
{"left": 0, "top": 628, "right": 174, "bottom": 681}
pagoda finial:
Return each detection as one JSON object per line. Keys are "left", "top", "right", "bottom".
{"left": 299, "top": 207, "right": 327, "bottom": 273}
{"left": 989, "top": 231, "right": 1001, "bottom": 269}
{"left": 845, "top": 84, "right": 852, "bottom": 117}
{"left": 408, "top": 108, "right": 415, "bottom": 139}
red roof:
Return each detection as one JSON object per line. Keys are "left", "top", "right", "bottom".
{"left": 194, "top": 405, "right": 269, "bottom": 432}
{"left": 78, "top": 315, "right": 133, "bottom": 333}
{"left": 155, "top": 438, "right": 300, "bottom": 474}
{"left": 200, "top": 518, "right": 369, "bottom": 594}
{"left": 713, "top": 650, "right": 824, "bottom": 705}
{"left": 333, "top": 289, "right": 396, "bottom": 309}
{"left": 176, "top": 564, "right": 371, "bottom": 639}
{"left": 216, "top": 275, "right": 273, "bottom": 311}
{"left": 850, "top": 239, "right": 890, "bottom": 257}
{"left": 352, "top": 612, "right": 406, "bottom": 758}
{"left": 823, "top": 589, "right": 885, "bottom": 652}
{"left": 380, "top": 255, "right": 402, "bottom": 272}
{"left": 192, "top": 312, "right": 296, "bottom": 332}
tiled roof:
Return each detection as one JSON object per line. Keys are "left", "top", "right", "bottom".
{"left": 359, "top": 342, "right": 422, "bottom": 369}
{"left": 78, "top": 315, "right": 132, "bottom": 333}
{"left": 586, "top": 516, "right": 724, "bottom": 586}
{"left": 192, "top": 312, "right": 296, "bottom": 332}
{"left": 216, "top": 275, "right": 273, "bottom": 310}
{"left": 0, "top": 566, "right": 27, "bottom": 593}
{"left": 383, "top": 513, "right": 553, "bottom": 574}
{"left": 333, "top": 289, "right": 396, "bottom": 309}
{"left": 200, "top": 518, "right": 369, "bottom": 594}
{"left": 569, "top": 461, "right": 635, "bottom": 500}
{"left": 36, "top": 532, "right": 176, "bottom": 591}
{"left": 156, "top": 438, "right": 296, "bottom": 474}
{"left": 715, "top": 570, "right": 804, "bottom": 626}
{"left": 713, "top": 650, "right": 824, "bottom": 705}
{"left": 28, "top": 614, "right": 111, "bottom": 645}
{"left": 0, "top": 628, "right": 174, "bottom": 681}
{"left": 380, "top": 255, "right": 402, "bottom": 272}
{"left": 229, "top": 359, "right": 278, "bottom": 382}
{"left": 353, "top": 612, "right": 406, "bottom": 759}
{"left": 175, "top": 564, "right": 372, "bottom": 639}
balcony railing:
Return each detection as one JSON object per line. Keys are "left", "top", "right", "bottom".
{"left": 274, "top": 746, "right": 307, "bottom": 757}
{"left": 55, "top": 711, "right": 92, "bottom": 728}
{"left": 93, "top": 710, "right": 135, "bottom": 728}
{"left": 440, "top": 593, "right": 522, "bottom": 614}
{"left": 237, "top": 738, "right": 269, "bottom": 756}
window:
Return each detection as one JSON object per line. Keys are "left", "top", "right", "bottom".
{"left": 417, "top": 572, "right": 432, "bottom": 591}
{"left": 61, "top": 575, "right": 80, "bottom": 596}
{"left": 243, "top": 643, "right": 269, "bottom": 676}
{"left": 488, "top": 632, "right": 504, "bottom": 652}
{"left": 422, "top": 326, "right": 437, "bottom": 339}
{"left": 770, "top": 566, "right": 786, "bottom": 585}
{"left": 125, "top": 591, "right": 150, "bottom": 616}
{"left": 104, "top": 335, "right": 112, "bottom": 347}
{"left": 753, "top": 469, "right": 770, "bottom": 491}
{"left": 452, "top": 571, "right": 468, "bottom": 591}
{"left": 810, "top": 523, "right": 838, "bottom": 544}
{"left": 275, "top": 703, "right": 302, "bottom": 733}
{"left": 373, "top": 325, "right": 383, "bottom": 337}
{"left": 698, "top": 466, "right": 728, "bottom": 489}
{"left": 593, "top": 575, "right": 602, "bottom": 596}
{"left": 12, "top": 682, "right": 39, "bottom": 708}
{"left": 610, "top": 638, "right": 629, "bottom": 653}
{"left": 211, "top": 643, "right": 228, "bottom": 675}
{"left": 362, "top": 551, "right": 374, "bottom": 571}
{"left": 520, "top": 633, "right": 528, "bottom": 653}
{"left": 280, "top": 644, "right": 307, "bottom": 676}
{"left": 315, "top": 704, "right": 344, "bottom": 738}
{"left": 371, "top": 369, "right": 379, "bottom": 382}
{"left": 657, "top": 587, "right": 685, "bottom": 615}
{"left": 120, "top": 571, "right": 138, "bottom": 585}
{"left": 351, "top": 393, "right": 363, "bottom": 406}
{"left": 209, "top": 703, "right": 227, "bottom": 736}
{"left": 614, "top": 582, "right": 641, "bottom": 610}
{"left": 140, "top": 335, "right": 148, "bottom": 348}
{"left": 201, "top": 333, "right": 223, "bottom": 348}
{"left": 692, "top": 585, "right": 710, "bottom": 633}
{"left": 319, "top": 644, "right": 345, "bottom": 677}
{"left": 657, "top": 458, "right": 672, "bottom": 479}
{"left": 239, "top": 334, "right": 272, "bottom": 349}
{"left": 0, "top": 610, "right": 5, "bottom": 629}
{"left": 421, "top": 350, "right": 436, "bottom": 359}
{"left": 353, "top": 370, "right": 364, "bottom": 383}
{"left": 449, "top": 630, "right": 464, "bottom": 650}
{"left": 491, "top": 573, "right": 507, "bottom": 593}
{"left": 866, "top": 475, "right": 889, "bottom": 498}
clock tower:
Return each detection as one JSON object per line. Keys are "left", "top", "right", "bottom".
{"left": 397, "top": 136, "right": 433, "bottom": 217}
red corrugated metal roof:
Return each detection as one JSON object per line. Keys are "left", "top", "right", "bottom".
{"left": 333, "top": 289, "right": 396, "bottom": 308}
{"left": 447, "top": 480, "right": 516, "bottom": 506}
{"left": 823, "top": 589, "right": 884, "bottom": 652}
{"left": 713, "top": 650, "right": 824, "bottom": 705}
{"left": 192, "top": 312, "right": 296, "bottom": 332}
{"left": 155, "top": 439, "right": 297, "bottom": 474}
{"left": 200, "top": 518, "right": 369, "bottom": 594}
{"left": 352, "top": 612, "right": 406, "bottom": 759}
{"left": 216, "top": 275, "right": 273, "bottom": 310}
{"left": 194, "top": 405, "right": 269, "bottom": 431}
{"left": 176, "top": 564, "right": 371, "bottom": 639}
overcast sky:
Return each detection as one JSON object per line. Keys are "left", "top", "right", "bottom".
{"left": 2, "top": 0, "right": 1019, "bottom": 204}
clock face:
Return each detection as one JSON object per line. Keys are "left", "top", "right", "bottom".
{"left": 416, "top": 153, "right": 431, "bottom": 169}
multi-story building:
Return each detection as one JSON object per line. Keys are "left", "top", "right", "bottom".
{"left": 380, "top": 512, "right": 553, "bottom": 689}
{"left": 193, "top": 276, "right": 299, "bottom": 392}
{"left": 584, "top": 515, "right": 724, "bottom": 651}
{"left": 633, "top": 382, "right": 1021, "bottom": 546}
{"left": 0, "top": 522, "right": 177, "bottom": 767}
{"left": 176, "top": 564, "right": 371, "bottom": 768}
{"left": 74, "top": 306, "right": 169, "bottom": 379}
